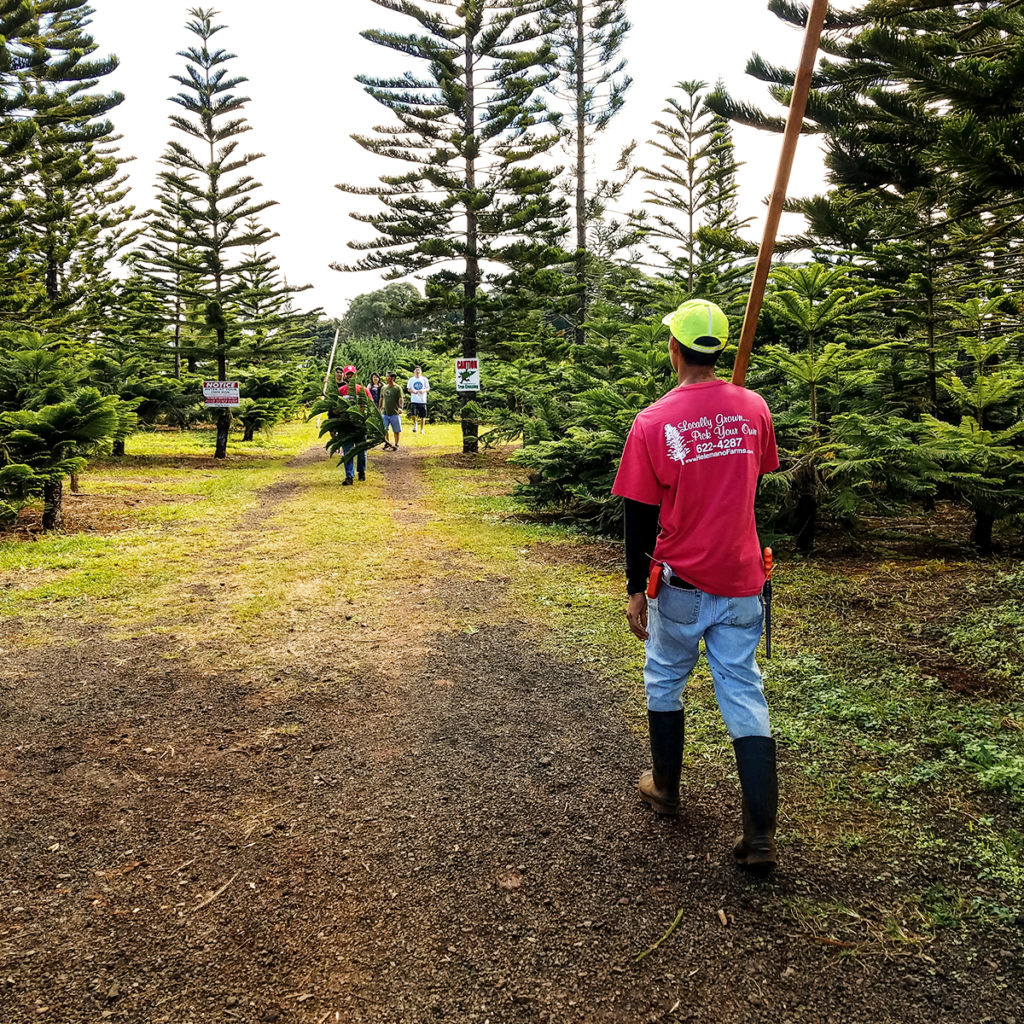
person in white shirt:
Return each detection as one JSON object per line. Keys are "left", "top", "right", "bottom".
{"left": 407, "top": 367, "right": 430, "bottom": 434}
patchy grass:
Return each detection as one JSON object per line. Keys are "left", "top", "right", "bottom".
{"left": 0, "top": 421, "right": 324, "bottom": 627}
{"left": 112, "top": 421, "right": 315, "bottom": 461}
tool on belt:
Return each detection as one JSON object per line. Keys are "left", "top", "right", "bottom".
{"left": 762, "top": 547, "right": 773, "bottom": 658}
{"left": 646, "top": 559, "right": 664, "bottom": 599}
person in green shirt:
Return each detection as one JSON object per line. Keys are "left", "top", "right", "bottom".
{"left": 379, "top": 371, "right": 404, "bottom": 450}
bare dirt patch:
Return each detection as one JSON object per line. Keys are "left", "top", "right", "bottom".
{"left": 530, "top": 538, "right": 622, "bottom": 572}
{"left": 431, "top": 446, "right": 521, "bottom": 472}
{"left": 0, "top": 491, "right": 204, "bottom": 540}
{"left": 809, "top": 559, "right": 1017, "bottom": 698}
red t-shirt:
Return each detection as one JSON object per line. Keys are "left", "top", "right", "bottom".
{"left": 612, "top": 379, "right": 779, "bottom": 597}
{"left": 338, "top": 383, "right": 370, "bottom": 399}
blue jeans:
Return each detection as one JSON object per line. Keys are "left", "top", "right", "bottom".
{"left": 342, "top": 442, "right": 366, "bottom": 479}
{"left": 644, "top": 582, "right": 770, "bottom": 739}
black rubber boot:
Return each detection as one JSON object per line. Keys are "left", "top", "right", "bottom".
{"left": 732, "top": 736, "right": 778, "bottom": 874}
{"left": 638, "top": 709, "right": 684, "bottom": 815}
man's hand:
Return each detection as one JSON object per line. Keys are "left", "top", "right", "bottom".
{"left": 625, "top": 591, "right": 649, "bottom": 641}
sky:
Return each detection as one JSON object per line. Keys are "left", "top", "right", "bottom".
{"left": 87, "top": 0, "right": 834, "bottom": 319}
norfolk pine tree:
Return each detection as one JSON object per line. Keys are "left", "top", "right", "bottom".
{"left": 639, "top": 81, "right": 751, "bottom": 304}
{"left": 706, "top": 0, "right": 1015, "bottom": 415}
{"left": 137, "top": 147, "right": 206, "bottom": 378}
{"left": 337, "top": 0, "right": 565, "bottom": 454}
{"left": 0, "top": 1, "right": 36, "bottom": 274}
{"left": 545, "top": 0, "right": 630, "bottom": 346}
{"left": 1, "top": 0, "right": 126, "bottom": 320}
{"left": 151, "top": 7, "right": 279, "bottom": 459}
{"left": 231, "top": 219, "right": 314, "bottom": 368}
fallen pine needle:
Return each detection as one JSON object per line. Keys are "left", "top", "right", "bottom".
{"left": 634, "top": 908, "right": 685, "bottom": 963}
{"left": 813, "top": 935, "right": 858, "bottom": 949}
{"left": 182, "top": 871, "right": 239, "bottom": 916}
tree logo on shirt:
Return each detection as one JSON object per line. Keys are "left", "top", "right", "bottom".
{"left": 664, "top": 423, "right": 690, "bottom": 463}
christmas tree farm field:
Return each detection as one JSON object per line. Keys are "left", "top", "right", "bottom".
{"left": 0, "top": 426, "right": 1020, "bottom": 1022}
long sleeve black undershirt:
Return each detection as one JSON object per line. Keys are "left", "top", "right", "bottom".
{"left": 624, "top": 498, "right": 660, "bottom": 595}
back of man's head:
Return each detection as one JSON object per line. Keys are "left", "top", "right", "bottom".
{"left": 680, "top": 344, "right": 722, "bottom": 367}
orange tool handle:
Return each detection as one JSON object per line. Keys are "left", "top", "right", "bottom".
{"left": 763, "top": 547, "right": 773, "bottom": 582}
{"left": 646, "top": 559, "right": 664, "bottom": 599}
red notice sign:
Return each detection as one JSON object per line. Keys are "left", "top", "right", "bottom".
{"left": 202, "top": 381, "right": 240, "bottom": 407}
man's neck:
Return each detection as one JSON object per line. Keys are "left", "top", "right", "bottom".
{"left": 677, "top": 366, "right": 719, "bottom": 387}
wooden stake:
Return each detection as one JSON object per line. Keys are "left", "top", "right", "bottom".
{"left": 321, "top": 327, "right": 341, "bottom": 398}
{"left": 731, "top": 0, "right": 830, "bottom": 387}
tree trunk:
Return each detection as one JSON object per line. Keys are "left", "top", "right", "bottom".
{"left": 461, "top": 20, "right": 479, "bottom": 456}
{"left": 173, "top": 301, "right": 182, "bottom": 380}
{"left": 42, "top": 477, "right": 63, "bottom": 531}
{"left": 792, "top": 464, "right": 817, "bottom": 554}
{"left": 215, "top": 326, "right": 229, "bottom": 459}
{"left": 70, "top": 473, "right": 80, "bottom": 493}
{"left": 925, "top": 242, "right": 937, "bottom": 412}
{"left": 971, "top": 508, "right": 994, "bottom": 555}
{"left": 215, "top": 409, "right": 230, "bottom": 459}
{"left": 574, "top": 0, "right": 587, "bottom": 349}
{"left": 243, "top": 423, "right": 255, "bottom": 442}
{"left": 793, "top": 488, "right": 817, "bottom": 555}
{"left": 112, "top": 437, "right": 125, "bottom": 457}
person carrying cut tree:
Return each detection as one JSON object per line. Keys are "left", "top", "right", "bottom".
{"left": 612, "top": 299, "right": 780, "bottom": 873}
{"left": 337, "top": 364, "right": 371, "bottom": 485}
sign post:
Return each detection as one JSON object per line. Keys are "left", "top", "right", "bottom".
{"left": 455, "top": 357, "right": 481, "bottom": 393}
{"left": 202, "top": 381, "right": 240, "bottom": 408}
{"left": 321, "top": 328, "right": 341, "bottom": 397}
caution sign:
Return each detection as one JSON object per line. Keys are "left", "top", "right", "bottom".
{"left": 455, "top": 357, "right": 481, "bottom": 392}
{"left": 202, "top": 381, "right": 240, "bottom": 407}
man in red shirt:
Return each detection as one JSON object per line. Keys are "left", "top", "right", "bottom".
{"left": 337, "top": 365, "right": 372, "bottom": 485}
{"left": 612, "top": 299, "right": 780, "bottom": 873}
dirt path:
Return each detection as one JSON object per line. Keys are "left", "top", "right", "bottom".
{"left": 0, "top": 443, "right": 1019, "bottom": 1023}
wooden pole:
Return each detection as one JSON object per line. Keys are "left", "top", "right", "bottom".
{"left": 731, "top": 0, "right": 830, "bottom": 387}
{"left": 321, "top": 327, "right": 341, "bottom": 397}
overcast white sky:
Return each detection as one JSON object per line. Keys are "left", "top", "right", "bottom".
{"left": 88, "top": 0, "right": 833, "bottom": 319}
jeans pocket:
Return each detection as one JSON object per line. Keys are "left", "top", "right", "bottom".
{"left": 658, "top": 586, "right": 701, "bottom": 625}
{"left": 727, "top": 595, "right": 763, "bottom": 627}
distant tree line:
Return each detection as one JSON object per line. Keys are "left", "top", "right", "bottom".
{"left": 2, "top": 0, "right": 1022, "bottom": 552}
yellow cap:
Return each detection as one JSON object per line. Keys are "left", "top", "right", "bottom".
{"left": 661, "top": 299, "right": 730, "bottom": 353}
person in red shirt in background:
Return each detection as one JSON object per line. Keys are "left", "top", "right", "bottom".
{"left": 336, "top": 364, "right": 372, "bottom": 485}
{"left": 612, "top": 299, "right": 781, "bottom": 874}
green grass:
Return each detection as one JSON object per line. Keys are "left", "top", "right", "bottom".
{"left": 0, "top": 421, "right": 325, "bottom": 623}
{"left": 112, "top": 420, "right": 315, "bottom": 461}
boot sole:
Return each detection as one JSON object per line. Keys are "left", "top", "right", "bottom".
{"left": 735, "top": 857, "right": 777, "bottom": 876}
{"left": 734, "top": 843, "right": 777, "bottom": 875}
